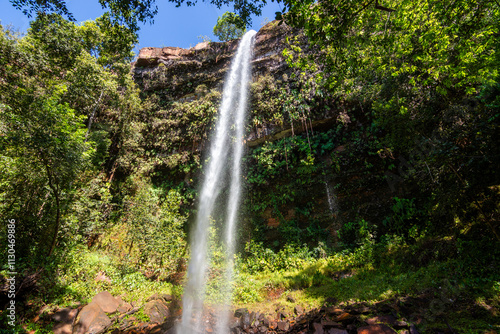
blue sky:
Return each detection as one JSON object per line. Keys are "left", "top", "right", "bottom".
{"left": 0, "top": 0, "right": 284, "bottom": 53}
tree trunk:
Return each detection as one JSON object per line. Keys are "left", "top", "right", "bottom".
{"left": 47, "top": 186, "right": 60, "bottom": 257}
{"left": 85, "top": 91, "right": 104, "bottom": 141}
{"left": 41, "top": 153, "right": 61, "bottom": 257}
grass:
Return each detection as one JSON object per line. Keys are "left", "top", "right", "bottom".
{"left": 224, "top": 238, "right": 500, "bottom": 332}
{"left": 6, "top": 235, "right": 500, "bottom": 333}
{"left": 6, "top": 245, "right": 181, "bottom": 313}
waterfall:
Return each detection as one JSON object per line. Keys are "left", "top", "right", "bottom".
{"left": 325, "top": 181, "right": 339, "bottom": 216}
{"left": 178, "top": 29, "right": 257, "bottom": 334}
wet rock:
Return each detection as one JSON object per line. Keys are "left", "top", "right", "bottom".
{"left": 117, "top": 302, "right": 132, "bottom": 313}
{"left": 52, "top": 308, "right": 78, "bottom": 334}
{"left": 92, "top": 291, "right": 120, "bottom": 313}
{"left": 234, "top": 308, "right": 249, "bottom": 317}
{"left": 119, "top": 316, "right": 134, "bottom": 331}
{"left": 394, "top": 320, "right": 409, "bottom": 329}
{"left": 277, "top": 321, "right": 290, "bottom": 331}
{"left": 357, "top": 324, "right": 398, "bottom": 334}
{"left": 321, "top": 319, "right": 342, "bottom": 328}
{"left": 249, "top": 311, "right": 258, "bottom": 324}
{"left": 326, "top": 307, "right": 344, "bottom": 315}
{"left": 146, "top": 293, "right": 173, "bottom": 303}
{"left": 277, "top": 311, "right": 287, "bottom": 319}
{"left": 335, "top": 312, "right": 355, "bottom": 323}
{"left": 327, "top": 329, "right": 348, "bottom": 334}
{"left": 241, "top": 312, "right": 251, "bottom": 326}
{"left": 313, "top": 322, "right": 324, "bottom": 334}
{"left": 350, "top": 305, "right": 371, "bottom": 315}
{"left": 144, "top": 299, "right": 170, "bottom": 324}
{"left": 229, "top": 316, "right": 240, "bottom": 329}
{"left": 115, "top": 296, "right": 133, "bottom": 314}
{"left": 72, "top": 302, "right": 111, "bottom": 334}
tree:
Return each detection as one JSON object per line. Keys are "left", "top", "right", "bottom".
{"left": 213, "top": 11, "right": 246, "bottom": 42}
{"left": 279, "top": 0, "right": 500, "bottom": 240}
{"left": 0, "top": 83, "right": 93, "bottom": 256}
{"left": 10, "top": 0, "right": 269, "bottom": 31}
{"left": 0, "top": 14, "right": 143, "bottom": 259}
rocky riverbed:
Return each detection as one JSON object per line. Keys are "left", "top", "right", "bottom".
{"left": 48, "top": 290, "right": 430, "bottom": 334}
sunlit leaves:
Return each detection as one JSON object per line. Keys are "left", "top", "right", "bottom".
{"left": 11, "top": 0, "right": 268, "bottom": 32}
{"left": 213, "top": 11, "right": 246, "bottom": 42}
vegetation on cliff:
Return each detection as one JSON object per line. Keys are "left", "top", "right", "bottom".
{"left": 0, "top": 0, "right": 499, "bottom": 332}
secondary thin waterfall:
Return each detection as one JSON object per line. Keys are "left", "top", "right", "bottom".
{"left": 179, "top": 29, "right": 257, "bottom": 334}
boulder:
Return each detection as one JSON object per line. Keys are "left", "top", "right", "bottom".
{"left": 146, "top": 293, "right": 173, "bottom": 303}
{"left": 357, "top": 324, "right": 398, "bottom": 334}
{"left": 92, "top": 291, "right": 120, "bottom": 313}
{"left": 335, "top": 312, "right": 355, "bottom": 323}
{"left": 193, "top": 41, "right": 210, "bottom": 51}
{"left": 52, "top": 308, "right": 78, "bottom": 334}
{"left": 294, "top": 305, "right": 304, "bottom": 315}
{"left": 72, "top": 302, "right": 111, "bottom": 334}
{"left": 144, "top": 299, "right": 170, "bottom": 324}
{"left": 313, "top": 322, "right": 324, "bottom": 334}
{"left": 321, "top": 320, "right": 342, "bottom": 328}
{"left": 234, "top": 308, "right": 248, "bottom": 317}
{"left": 277, "top": 321, "right": 290, "bottom": 331}
{"left": 325, "top": 307, "right": 344, "bottom": 315}
{"left": 327, "top": 329, "right": 348, "bottom": 334}
{"left": 276, "top": 311, "right": 287, "bottom": 319}
{"left": 115, "top": 295, "right": 132, "bottom": 313}
{"left": 241, "top": 312, "right": 251, "bottom": 327}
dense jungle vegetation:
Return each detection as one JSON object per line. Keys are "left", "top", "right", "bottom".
{"left": 0, "top": 0, "right": 499, "bottom": 332}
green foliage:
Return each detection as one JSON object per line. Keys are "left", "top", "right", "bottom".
{"left": 11, "top": 0, "right": 266, "bottom": 31}
{"left": 120, "top": 177, "right": 187, "bottom": 272}
{"left": 280, "top": 0, "right": 500, "bottom": 243}
{"left": 381, "top": 197, "right": 425, "bottom": 239}
{"left": 0, "top": 14, "right": 144, "bottom": 261}
{"left": 27, "top": 245, "right": 177, "bottom": 306}
{"left": 26, "top": 13, "right": 137, "bottom": 69}
{"left": 0, "top": 82, "right": 93, "bottom": 257}
{"left": 141, "top": 88, "right": 220, "bottom": 174}
{"left": 239, "top": 240, "right": 315, "bottom": 274}
{"left": 66, "top": 174, "right": 114, "bottom": 242}
{"left": 213, "top": 12, "right": 246, "bottom": 42}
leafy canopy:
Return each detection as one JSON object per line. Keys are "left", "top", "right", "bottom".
{"left": 10, "top": 0, "right": 270, "bottom": 31}
{"left": 213, "top": 11, "right": 246, "bottom": 42}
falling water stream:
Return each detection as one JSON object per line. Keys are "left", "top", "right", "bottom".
{"left": 325, "top": 181, "right": 339, "bottom": 216}
{"left": 178, "top": 30, "right": 257, "bottom": 334}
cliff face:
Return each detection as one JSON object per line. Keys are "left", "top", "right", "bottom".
{"left": 132, "top": 22, "right": 337, "bottom": 144}
{"left": 131, "top": 22, "right": 394, "bottom": 249}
